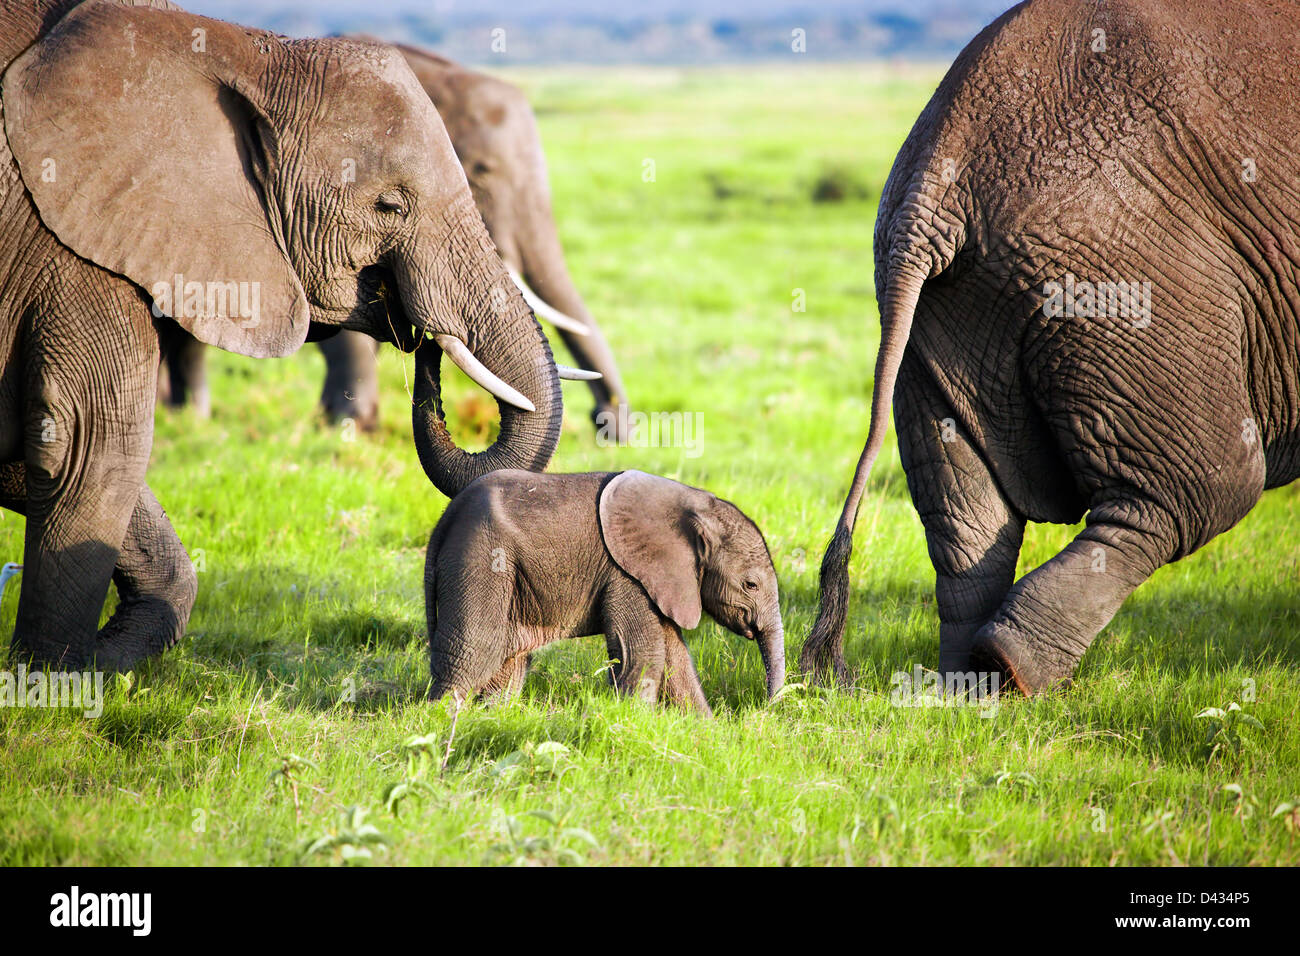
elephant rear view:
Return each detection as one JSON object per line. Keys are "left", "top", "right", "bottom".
{"left": 802, "top": 0, "right": 1300, "bottom": 692}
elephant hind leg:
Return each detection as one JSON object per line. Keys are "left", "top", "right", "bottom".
{"left": 156, "top": 319, "right": 210, "bottom": 418}
{"left": 971, "top": 501, "right": 1180, "bottom": 693}
{"left": 891, "top": 363, "right": 1028, "bottom": 679}
{"left": 973, "top": 426, "right": 1268, "bottom": 694}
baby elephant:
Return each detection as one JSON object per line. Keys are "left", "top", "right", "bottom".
{"left": 425, "top": 469, "right": 785, "bottom": 716}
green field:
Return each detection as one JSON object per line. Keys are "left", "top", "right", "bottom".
{"left": 1, "top": 64, "right": 1297, "bottom": 866}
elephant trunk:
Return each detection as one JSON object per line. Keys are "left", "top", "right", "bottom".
{"left": 402, "top": 200, "right": 563, "bottom": 499}
{"left": 758, "top": 621, "right": 786, "bottom": 700}
{"left": 517, "top": 199, "right": 629, "bottom": 424}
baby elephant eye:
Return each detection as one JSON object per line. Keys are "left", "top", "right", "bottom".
{"left": 375, "top": 192, "right": 409, "bottom": 218}
{"left": 743, "top": 580, "right": 759, "bottom": 592}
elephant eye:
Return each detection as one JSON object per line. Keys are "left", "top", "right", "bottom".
{"left": 743, "top": 580, "right": 759, "bottom": 592}
{"left": 470, "top": 161, "right": 492, "bottom": 178}
{"left": 375, "top": 192, "right": 409, "bottom": 218}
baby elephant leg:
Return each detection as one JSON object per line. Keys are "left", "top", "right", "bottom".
{"left": 604, "top": 620, "right": 667, "bottom": 704}
{"left": 479, "top": 653, "right": 529, "bottom": 704}
{"left": 661, "top": 633, "right": 712, "bottom": 717}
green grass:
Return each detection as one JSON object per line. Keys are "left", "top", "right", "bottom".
{"left": 2, "top": 64, "right": 1297, "bottom": 866}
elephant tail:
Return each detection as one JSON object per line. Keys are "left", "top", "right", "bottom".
{"left": 800, "top": 254, "right": 929, "bottom": 683}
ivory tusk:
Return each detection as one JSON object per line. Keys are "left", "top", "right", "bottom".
{"left": 433, "top": 334, "right": 536, "bottom": 413}
{"left": 556, "top": 365, "right": 603, "bottom": 381}
{"left": 507, "top": 269, "right": 591, "bottom": 337}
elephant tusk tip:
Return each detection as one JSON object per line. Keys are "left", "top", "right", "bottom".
{"left": 432, "top": 334, "right": 536, "bottom": 413}
{"left": 556, "top": 365, "right": 603, "bottom": 381}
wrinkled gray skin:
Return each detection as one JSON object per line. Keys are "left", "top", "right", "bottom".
{"left": 161, "top": 42, "right": 629, "bottom": 436}
{"left": 426, "top": 470, "right": 785, "bottom": 716}
{"left": 0, "top": 0, "right": 562, "bottom": 670}
{"left": 803, "top": 0, "right": 1300, "bottom": 694}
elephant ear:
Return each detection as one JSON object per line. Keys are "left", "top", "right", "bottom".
{"left": 2, "top": 0, "right": 309, "bottom": 358}
{"left": 598, "top": 470, "right": 714, "bottom": 630}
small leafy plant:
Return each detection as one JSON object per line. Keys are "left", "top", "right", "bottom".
{"left": 1195, "top": 701, "right": 1264, "bottom": 760}
{"left": 489, "top": 741, "right": 574, "bottom": 787}
{"left": 381, "top": 732, "right": 443, "bottom": 818}
{"left": 484, "top": 807, "right": 601, "bottom": 866}
{"left": 301, "top": 806, "right": 389, "bottom": 865}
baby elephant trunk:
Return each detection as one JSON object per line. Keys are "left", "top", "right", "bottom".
{"left": 757, "top": 622, "right": 786, "bottom": 700}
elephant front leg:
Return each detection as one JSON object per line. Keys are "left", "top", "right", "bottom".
{"left": 12, "top": 279, "right": 159, "bottom": 670}
{"left": 14, "top": 419, "right": 151, "bottom": 670}
{"left": 603, "top": 617, "right": 668, "bottom": 706}
{"left": 660, "top": 631, "right": 712, "bottom": 717}
{"left": 1, "top": 467, "right": 196, "bottom": 671}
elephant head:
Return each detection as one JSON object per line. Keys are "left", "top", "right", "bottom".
{"left": 598, "top": 471, "right": 785, "bottom": 699}
{"left": 391, "top": 43, "right": 630, "bottom": 432}
{"left": 3, "top": 2, "right": 561, "bottom": 497}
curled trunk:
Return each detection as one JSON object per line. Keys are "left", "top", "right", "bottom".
{"left": 406, "top": 205, "right": 563, "bottom": 499}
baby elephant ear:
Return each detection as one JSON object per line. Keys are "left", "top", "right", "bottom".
{"left": 2, "top": 1, "right": 309, "bottom": 358}
{"left": 598, "top": 470, "right": 713, "bottom": 631}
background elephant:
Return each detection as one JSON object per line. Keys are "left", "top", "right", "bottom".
{"left": 425, "top": 470, "right": 785, "bottom": 715}
{"left": 801, "top": 0, "right": 1300, "bottom": 692}
{"left": 1, "top": 0, "right": 563, "bottom": 669}
{"left": 159, "top": 41, "right": 629, "bottom": 435}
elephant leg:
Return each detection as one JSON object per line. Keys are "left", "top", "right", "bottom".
{"left": 156, "top": 318, "right": 210, "bottom": 418}
{"left": 479, "top": 652, "right": 529, "bottom": 704}
{"left": 894, "top": 361, "right": 1026, "bottom": 678}
{"left": 973, "top": 326, "right": 1267, "bottom": 694}
{"left": 428, "top": 620, "right": 510, "bottom": 703}
{"left": 602, "top": 592, "right": 669, "bottom": 704}
{"left": 318, "top": 331, "right": 380, "bottom": 431}
{"left": 0, "top": 466, "right": 195, "bottom": 670}
{"left": 660, "top": 632, "right": 711, "bottom": 716}
{"left": 94, "top": 484, "right": 197, "bottom": 671}
{"left": 971, "top": 505, "right": 1179, "bottom": 693}
{"left": 14, "top": 290, "right": 157, "bottom": 670}
{"left": 552, "top": 322, "right": 629, "bottom": 439}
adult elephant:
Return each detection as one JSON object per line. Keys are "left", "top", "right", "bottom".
{"left": 159, "top": 41, "right": 629, "bottom": 435}
{"left": 801, "top": 0, "right": 1300, "bottom": 693}
{"left": 0, "top": 0, "right": 564, "bottom": 669}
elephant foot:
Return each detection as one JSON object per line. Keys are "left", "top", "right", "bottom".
{"left": 971, "top": 620, "right": 1080, "bottom": 696}
{"left": 323, "top": 401, "right": 379, "bottom": 433}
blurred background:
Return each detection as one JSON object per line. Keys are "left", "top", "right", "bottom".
{"left": 184, "top": 0, "right": 1013, "bottom": 63}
